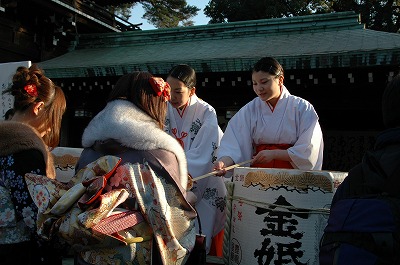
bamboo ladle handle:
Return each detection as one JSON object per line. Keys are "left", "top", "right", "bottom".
{"left": 192, "top": 159, "right": 253, "bottom": 182}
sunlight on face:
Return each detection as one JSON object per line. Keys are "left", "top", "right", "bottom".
{"left": 252, "top": 71, "right": 283, "bottom": 105}
{"left": 166, "top": 76, "right": 193, "bottom": 109}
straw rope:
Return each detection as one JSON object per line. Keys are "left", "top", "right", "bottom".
{"left": 223, "top": 181, "right": 235, "bottom": 265}
{"left": 227, "top": 194, "right": 330, "bottom": 214}
{"left": 221, "top": 186, "right": 330, "bottom": 264}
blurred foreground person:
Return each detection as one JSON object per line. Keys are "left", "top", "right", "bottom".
{"left": 320, "top": 73, "right": 400, "bottom": 265}
{"left": 0, "top": 65, "right": 66, "bottom": 265}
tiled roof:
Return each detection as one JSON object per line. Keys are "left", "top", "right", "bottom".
{"left": 39, "top": 11, "right": 400, "bottom": 78}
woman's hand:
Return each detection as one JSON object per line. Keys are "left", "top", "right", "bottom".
{"left": 251, "top": 150, "right": 275, "bottom": 166}
{"left": 212, "top": 156, "right": 234, "bottom": 176}
{"left": 251, "top": 149, "right": 291, "bottom": 166}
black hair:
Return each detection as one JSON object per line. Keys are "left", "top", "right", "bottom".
{"left": 4, "top": 108, "right": 15, "bottom": 120}
{"left": 252, "top": 57, "right": 284, "bottom": 76}
{"left": 168, "top": 64, "right": 196, "bottom": 89}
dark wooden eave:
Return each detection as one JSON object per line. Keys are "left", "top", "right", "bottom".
{"left": 38, "top": 12, "right": 400, "bottom": 78}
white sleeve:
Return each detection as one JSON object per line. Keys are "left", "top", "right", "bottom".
{"left": 216, "top": 104, "right": 254, "bottom": 166}
{"left": 288, "top": 103, "right": 324, "bottom": 170}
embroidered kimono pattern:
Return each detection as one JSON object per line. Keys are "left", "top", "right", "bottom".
{"left": 47, "top": 99, "right": 196, "bottom": 264}
{"left": 25, "top": 155, "right": 196, "bottom": 265}
{"left": 0, "top": 153, "right": 40, "bottom": 244}
{"left": 165, "top": 95, "right": 226, "bottom": 252}
{"left": 0, "top": 121, "right": 66, "bottom": 265}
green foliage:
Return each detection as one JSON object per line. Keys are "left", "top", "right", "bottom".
{"left": 142, "top": 0, "right": 199, "bottom": 28}
{"left": 204, "top": 0, "right": 400, "bottom": 33}
{"left": 111, "top": 3, "right": 137, "bottom": 21}
{"left": 98, "top": 0, "right": 199, "bottom": 28}
{"left": 356, "top": 0, "right": 400, "bottom": 32}
{"left": 204, "top": 0, "right": 334, "bottom": 23}
{"left": 99, "top": 0, "right": 400, "bottom": 32}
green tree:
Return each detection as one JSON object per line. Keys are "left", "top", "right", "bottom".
{"left": 204, "top": 0, "right": 400, "bottom": 33}
{"left": 95, "top": 0, "right": 199, "bottom": 28}
{"left": 111, "top": 3, "right": 136, "bottom": 21}
{"left": 355, "top": 0, "right": 400, "bottom": 32}
{"left": 204, "top": 0, "right": 334, "bottom": 23}
{"left": 142, "top": 0, "right": 199, "bottom": 28}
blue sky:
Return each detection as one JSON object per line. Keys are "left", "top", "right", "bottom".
{"left": 128, "top": 0, "right": 209, "bottom": 30}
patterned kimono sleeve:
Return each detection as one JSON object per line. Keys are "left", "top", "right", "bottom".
{"left": 186, "top": 112, "right": 221, "bottom": 177}
{"left": 5, "top": 149, "right": 46, "bottom": 231}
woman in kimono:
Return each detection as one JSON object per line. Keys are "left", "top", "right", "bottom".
{"left": 0, "top": 65, "right": 67, "bottom": 265}
{"left": 74, "top": 71, "right": 196, "bottom": 265}
{"left": 165, "top": 64, "right": 226, "bottom": 257}
{"left": 214, "top": 57, "right": 324, "bottom": 175}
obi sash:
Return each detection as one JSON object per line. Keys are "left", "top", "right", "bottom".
{"left": 252, "top": 143, "right": 293, "bottom": 169}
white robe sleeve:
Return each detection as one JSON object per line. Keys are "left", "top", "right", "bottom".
{"left": 287, "top": 101, "right": 324, "bottom": 170}
{"left": 216, "top": 101, "right": 255, "bottom": 166}
{"left": 217, "top": 94, "right": 323, "bottom": 171}
{"left": 165, "top": 97, "right": 227, "bottom": 252}
{"left": 186, "top": 111, "right": 221, "bottom": 178}
{"left": 183, "top": 104, "right": 227, "bottom": 251}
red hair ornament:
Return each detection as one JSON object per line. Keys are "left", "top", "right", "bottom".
{"left": 150, "top": 77, "right": 171, "bottom": 102}
{"left": 24, "top": 84, "right": 38, "bottom": 97}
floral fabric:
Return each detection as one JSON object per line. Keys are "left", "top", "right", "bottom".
{"left": 26, "top": 155, "right": 196, "bottom": 265}
{"left": 0, "top": 151, "right": 43, "bottom": 244}
{"left": 127, "top": 162, "right": 195, "bottom": 264}
{"left": 0, "top": 122, "right": 65, "bottom": 265}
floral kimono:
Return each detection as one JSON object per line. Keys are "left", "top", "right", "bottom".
{"left": 26, "top": 100, "right": 197, "bottom": 265}
{"left": 0, "top": 121, "right": 63, "bottom": 265}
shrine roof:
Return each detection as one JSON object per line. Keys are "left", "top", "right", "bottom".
{"left": 39, "top": 11, "right": 400, "bottom": 78}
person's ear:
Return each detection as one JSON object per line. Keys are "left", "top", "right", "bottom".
{"left": 189, "top": 87, "right": 196, "bottom": 96}
{"left": 278, "top": 75, "right": 284, "bottom": 86}
{"left": 33, "top": 102, "right": 45, "bottom": 115}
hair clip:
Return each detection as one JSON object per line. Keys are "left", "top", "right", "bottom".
{"left": 177, "top": 71, "right": 185, "bottom": 80}
{"left": 24, "top": 84, "right": 38, "bottom": 97}
{"left": 268, "top": 65, "right": 281, "bottom": 76}
{"left": 149, "top": 77, "right": 171, "bottom": 102}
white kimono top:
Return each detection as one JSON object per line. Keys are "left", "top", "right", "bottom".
{"left": 165, "top": 94, "right": 226, "bottom": 253}
{"left": 217, "top": 86, "right": 324, "bottom": 170}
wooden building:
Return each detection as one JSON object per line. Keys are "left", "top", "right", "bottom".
{"left": 21, "top": 11, "right": 400, "bottom": 171}
{"left": 0, "top": 0, "right": 140, "bottom": 63}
